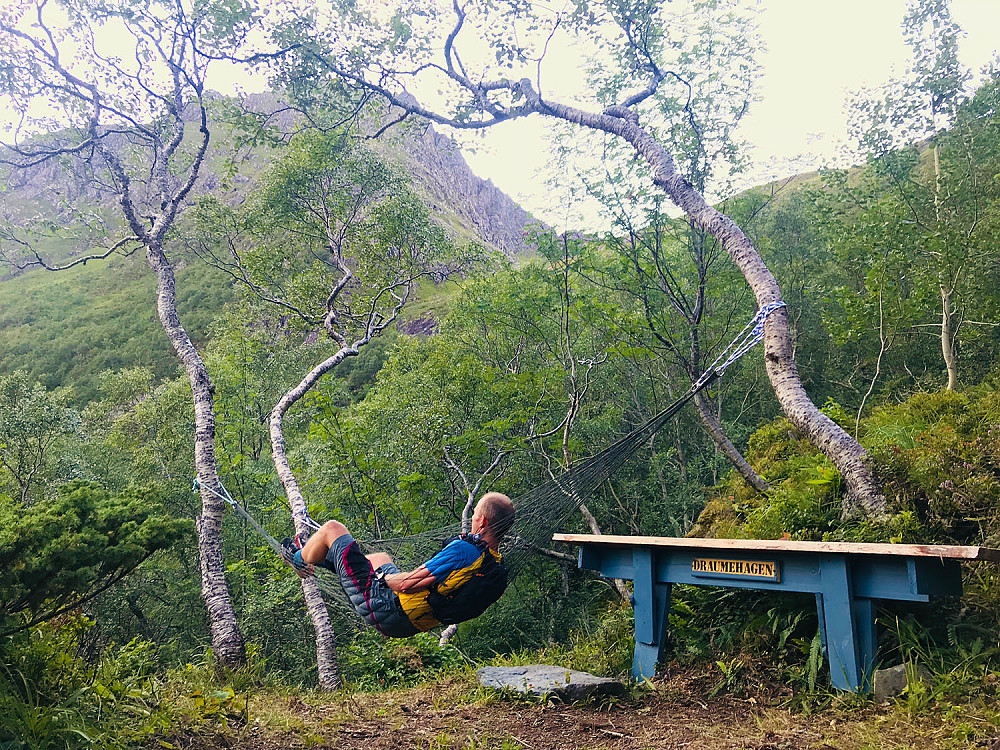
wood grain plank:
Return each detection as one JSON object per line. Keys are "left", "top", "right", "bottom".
{"left": 550, "top": 534, "right": 1000, "bottom": 561}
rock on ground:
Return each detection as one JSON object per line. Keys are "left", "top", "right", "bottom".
{"left": 874, "top": 663, "right": 934, "bottom": 701}
{"left": 476, "top": 665, "right": 627, "bottom": 701}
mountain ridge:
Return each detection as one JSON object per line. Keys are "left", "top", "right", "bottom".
{"left": 0, "top": 94, "right": 539, "bottom": 398}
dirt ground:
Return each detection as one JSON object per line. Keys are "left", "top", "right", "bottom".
{"left": 159, "top": 673, "right": 1000, "bottom": 750}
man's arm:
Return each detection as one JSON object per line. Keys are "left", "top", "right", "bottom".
{"left": 383, "top": 565, "right": 437, "bottom": 593}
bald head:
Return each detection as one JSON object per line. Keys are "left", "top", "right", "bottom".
{"left": 476, "top": 492, "right": 515, "bottom": 541}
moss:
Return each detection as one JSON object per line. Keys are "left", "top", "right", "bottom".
{"left": 694, "top": 383, "right": 1000, "bottom": 546}
{"left": 686, "top": 496, "right": 745, "bottom": 539}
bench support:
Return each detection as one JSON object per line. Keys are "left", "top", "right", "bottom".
{"left": 631, "top": 548, "right": 671, "bottom": 680}
{"left": 817, "top": 555, "right": 876, "bottom": 691}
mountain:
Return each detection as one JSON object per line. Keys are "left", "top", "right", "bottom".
{"left": 388, "top": 118, "right": 537, "bottom": 260}
{"left": 0, "top": 95, "right": 539, "bottom": 400}
{"left": 237, "top": 93, "right": 539, "bottom": 262}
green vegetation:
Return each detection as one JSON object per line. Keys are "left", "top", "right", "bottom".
{"left": 1, "top": 0, "right": 1000, "bottom": 746}
{"left": 0, "top": 255, "right": 233, "bottom": 403}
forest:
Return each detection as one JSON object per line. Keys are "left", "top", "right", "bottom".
{"left": 1, "top": 0, "right": 1000, "bottom": 747}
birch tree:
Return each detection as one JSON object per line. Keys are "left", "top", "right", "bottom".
{"left": 846, "top": 0, "right": 981, "bottom": 392}
{"left": 0, "top": 0, "right": 265, "bottom": 665}
{"left": 578, "top": 1, "right": 769, "bottom": 494}
{"left": 194, "top": 129, "right": 464, "bottom": 688}
{"left": 273, "top": 0, "right": 887, "bottom": 516}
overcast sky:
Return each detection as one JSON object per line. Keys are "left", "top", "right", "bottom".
{"left": 2, "top": 0, "right": 997, "bottom": 231}
{"left": 455, "top": 0, "right": 1000, "bottom": 228}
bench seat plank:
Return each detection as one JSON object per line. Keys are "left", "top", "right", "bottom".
{"left": 552, "top": 534, "right": 1000, "bottom": 561}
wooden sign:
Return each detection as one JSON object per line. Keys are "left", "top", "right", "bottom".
{"left": 691, "top": 558, "right": 780, "bottom": 582}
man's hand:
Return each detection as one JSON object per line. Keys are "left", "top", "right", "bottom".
{"left": 290, "top": 556, "right": 315, "bottom": 579}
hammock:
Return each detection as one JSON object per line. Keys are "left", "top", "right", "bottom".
{"left": 201, "top": 302, "right": 785, "bottom": 623}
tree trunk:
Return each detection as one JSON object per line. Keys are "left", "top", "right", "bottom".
{"left": 940, "top": 284, "right": 958, "bottom": 391}
{"left": 673, "top": 422, "right": 688, "bottom": 483}
{"left": 270, "top": 348, "right": 361, "bottom": 690}
{"left": 932, "top": 143, "right": 958, "bottom": 392}
{"left": 687, "top": 307, "right": 768, "bottom": 494}
{"left": 531, "top": 95, "right": 887, "bottom": 517}
{"left": 578, "top": 502, "right": 631, "bottom": 600}
{"left": 692, "top": 391, "right": 770, "bottom": 494}
{"left": 146, "top": 243, "right": 246, "bottom": 667}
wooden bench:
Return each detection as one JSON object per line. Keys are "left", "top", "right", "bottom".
{"left": 552, "top": 534, "right": 1000, "bottom": 692}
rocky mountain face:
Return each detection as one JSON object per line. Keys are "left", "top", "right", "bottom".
{"left": 391, "top": 120, "right": 537, "bottom": 260}
{"left": 1, "top": 94, "right": 538, "bottom": 266}
{"left": 234, "top": 93, "right": 539, "bottom": 261}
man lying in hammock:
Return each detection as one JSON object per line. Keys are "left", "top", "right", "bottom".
{"left": 280, "top": 493, "right": 514, "bottom": 638}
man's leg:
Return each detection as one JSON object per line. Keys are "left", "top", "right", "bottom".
{"left": 366, "top": 552, "right": 393, "bottom": 569}
{"left": 291, "top": 524, "right": 414, "bottom": 637}
{"left": 300, "top": 520, "right": 350, "bottom": 566}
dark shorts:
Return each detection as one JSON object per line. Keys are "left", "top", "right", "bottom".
{"left": 327, "top": 534, "right": 418, "bottom": 638}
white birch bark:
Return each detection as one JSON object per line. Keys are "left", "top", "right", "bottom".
{"left": 524, "top": 93, "right": 886, "bottom": 516}
{"left": 93, "top": 91, "right": 247, "bottom": 665}
{"left": 146, "top": 241, "right": 246, "bottom": 665}
{"left": 940, "top": 284, "right": 958, "bottom": 391}
{"left": 269, "top": 349, "right": 358, "bottom": 690}
{"left": 94, "top": 94, "right": 248, "bottom": 665}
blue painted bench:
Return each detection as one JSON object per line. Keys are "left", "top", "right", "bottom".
{"left": 552, "top": 533, "right": 1000, "bottom": 692}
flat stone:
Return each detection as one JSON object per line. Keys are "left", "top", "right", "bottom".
{"left": 476, "top": 665, "right": 627, "bottom": 701}
{"left": 873, "top": 663, "right": 933, "bottom": 701}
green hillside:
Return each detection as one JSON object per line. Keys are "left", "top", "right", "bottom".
{"left": 0, "top": 99, "right": 528, "bottom": 402}
{"left": 0, "top": 253, "right": 232, "bottom": 401}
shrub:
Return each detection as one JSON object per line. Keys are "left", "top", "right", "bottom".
{"left": 0, "top": 620, "right": 170, "bottom": 750}
{"left": 343, "top": 629, "right": 465, "bottom": 690}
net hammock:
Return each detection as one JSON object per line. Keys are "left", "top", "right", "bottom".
{"left": 205, "top": 302, "right": 785, "bottom": 629}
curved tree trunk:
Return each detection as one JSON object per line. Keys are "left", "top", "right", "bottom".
{"left": 529, "top": 94, "right": 886, "bottom": 517}
{"left": 146, "top": 243, "right": 246, "bottom": 666}
{"left": 692, "top": 391, "right": 769, "bottom": 495}
{"left": 269, "top": 347, "right": 362, "bottom": 690}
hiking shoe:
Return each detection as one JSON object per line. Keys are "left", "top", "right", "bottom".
{"left": 279, "top": 537, "right": 314, "bottom": 577}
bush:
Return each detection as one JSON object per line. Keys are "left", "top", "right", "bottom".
{"left": 864, "top": 388, "right": 1000, "bottom": 542}
{"left": 0, "top": 620, "right": 170, "bottom": 750}
{"left": 0, "top": 481, "right": 191, "bottom": 635}
{"left": 693, "top": 414, "right": 844, "bottom": 542}
{"left": 342, "top": 629, "right": 465, "bottom": 690}
{"left": 680, "top": 384, "right": 1000, "bottom": 698}
{"left": 694, "top": 386, "right": 1000, "bottom": 546}
{"left": 557, "top": 600, "right": 635, "bottom": 677}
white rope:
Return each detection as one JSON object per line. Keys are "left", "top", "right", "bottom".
{"left": 192, "top": 479, "right": 285, "bottom": 556}
{"left": 694, "top": 301, "right": 786, "bottom": 389}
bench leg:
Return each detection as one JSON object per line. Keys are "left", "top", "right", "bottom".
{"left": 631, "top": 548, "right": 671, "bottom": 681}
{"left": 817, "top": 555, "right": 870, "bottom": 692}
{"left": 853, "top": 598, "right": 877, "bottom": 692}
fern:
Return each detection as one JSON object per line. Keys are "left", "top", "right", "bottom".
{"left": 807, "top": 629, "right": 823, "bottom": 692}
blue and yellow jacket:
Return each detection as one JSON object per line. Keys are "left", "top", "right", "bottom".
{"left": 397, "top": 536, "right": 504, "bottom": 631}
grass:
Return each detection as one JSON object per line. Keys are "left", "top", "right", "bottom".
{"left": 142, "top": 658, "right": 1000, "bottom": 750}
{"left": 0, "top": 252, "right": 233, "bottom": 403}
{"left": 400, "top": 278, "right": 465, "bottom": 323}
